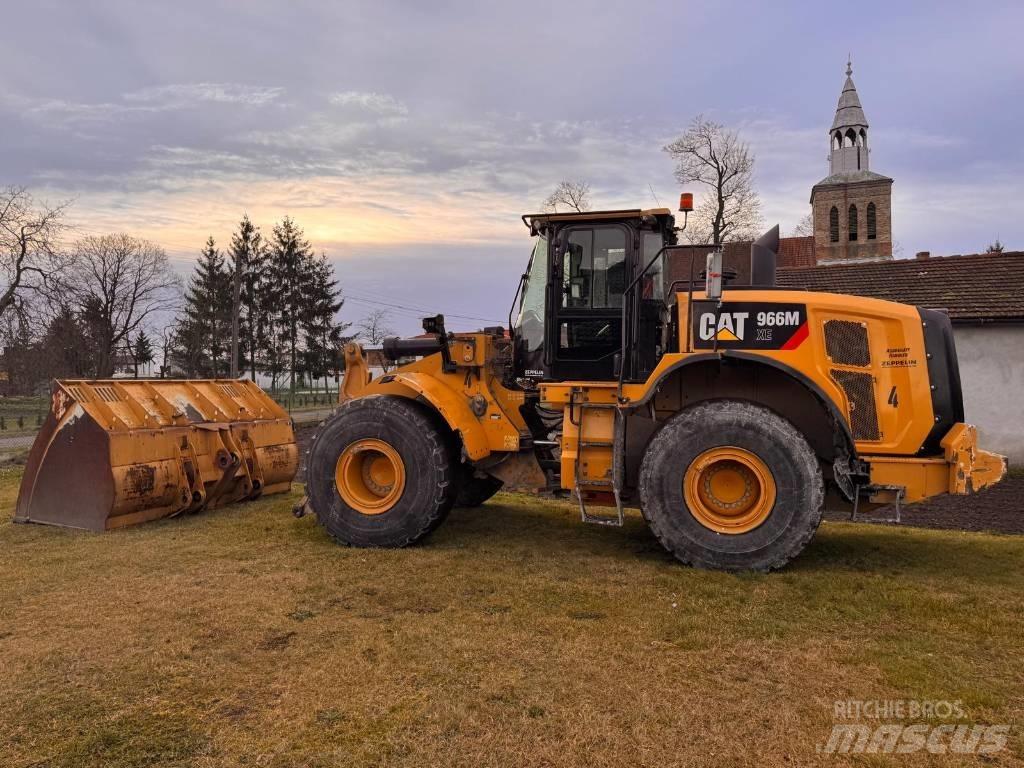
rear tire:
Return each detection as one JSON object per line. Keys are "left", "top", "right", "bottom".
{"left": 307, "top": 396, "right": 456, "bottom": 547}
{"left": 639, "top": 400, "right": 824, "bottom": 572}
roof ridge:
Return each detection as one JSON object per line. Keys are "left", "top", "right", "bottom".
{"left": 778, "top": 251, "right": 1023, "bottom": 273}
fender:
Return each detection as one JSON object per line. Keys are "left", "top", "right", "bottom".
{"left": 627, "top": 351, "right": 857, "bottom": 460}
{"left": 379, "top": 372, "right": 491, "bottom": 461}
{"left": 723, "top": 351, "right": 856, "bottom": 455}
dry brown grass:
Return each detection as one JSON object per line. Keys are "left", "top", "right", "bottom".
{"left": 1, "top": 465, "right": 1022, "bottom": 767}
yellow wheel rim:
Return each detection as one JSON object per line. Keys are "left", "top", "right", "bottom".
{"left": 683, "top": 447, "right": 776, "bottom": 534}
{"left": 335, "top": 438, "right": 406, "bottom": 515}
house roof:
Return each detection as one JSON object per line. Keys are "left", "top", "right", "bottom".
{"left": 813, "top": 169, "right": 893, "bottom": 189}
{"left": 776, "top": 251, "right": 1024, "bottom": 322}
{"left": 665, "top": 237, "right": 813, "bottom": 291}
{"left": 776, "top": 236, "right": 816, "bottom": 269}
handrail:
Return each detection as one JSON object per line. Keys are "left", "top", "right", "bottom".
{"left": 616, "top": 245, "right": 669, "bottom": 400}
{"left": 615, "top": 211, "right": 688, "bottom": 399}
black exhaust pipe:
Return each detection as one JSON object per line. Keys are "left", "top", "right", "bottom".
{"left": 381, "top": 336, "right": 443, "bottom": 360}
{"left": 750, "top": 224, "right": 779, "bottom": 287}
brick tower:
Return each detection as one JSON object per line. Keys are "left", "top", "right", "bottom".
{"left": 811, "top": 59, "right": 893, "bottom": 264}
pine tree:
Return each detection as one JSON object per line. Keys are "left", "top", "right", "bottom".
{"left": 169, "top": 315, "right": 205, "bottom": 377}
{"left": 178, "top": 237, "right": 232, "bottom": 377}
{"left": 227, "top": 214, "right": 267, "bottom": 379}
{"left": 132, "top": 330, "right": 155, "bottom": 377}
{"left": 40, "top": 305, "right": 95, "bottom": 379}
{"left": 265, "top": 217, "right": 316, "bottom": 393}
{"left": 301, "top": 252, "right": 348, "bottom": 397}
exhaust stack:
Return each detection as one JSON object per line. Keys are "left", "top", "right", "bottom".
{"left": 750, "top": 224, "right": 780, "bottom": 287}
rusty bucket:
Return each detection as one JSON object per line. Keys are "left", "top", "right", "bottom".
{"left": 14, "top": 379, "right": 299, "bottom": 531}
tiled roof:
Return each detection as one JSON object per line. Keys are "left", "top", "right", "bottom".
{"left": 813, "top": 169, "right": 893, "bottom": 187}
{"left": 777, "top": 252, "right": 1024, "bottom": 322}
{"left": 776, "top": 236, "right": 816, "bottom": 269}
{"left": 665, "top": 236, "right": 818, "bottom": 290}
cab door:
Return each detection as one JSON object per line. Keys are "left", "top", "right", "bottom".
{"left": 548, "top": 224, "right": 632, "bottom": 381}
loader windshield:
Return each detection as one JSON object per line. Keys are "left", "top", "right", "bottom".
{"left": 514, "top": 235, "right": 548, "bottom": 355}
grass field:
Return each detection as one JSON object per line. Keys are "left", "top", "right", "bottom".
{"left": 1, "top": 466, "right": 1022, "bottom": 767}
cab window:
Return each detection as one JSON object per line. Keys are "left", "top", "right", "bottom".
{"left": 561, "top": 227, "right": 627, "bottom": 309}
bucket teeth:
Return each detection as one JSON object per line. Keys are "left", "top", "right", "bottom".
{"left": 14, "top": 379, "right": 300, "bottom": 532}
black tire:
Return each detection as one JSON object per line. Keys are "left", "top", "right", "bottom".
{"left": 455, "top": 467, "right": 504, "bottom": 508}
{"left": 307, "top": 395, "right": 456, "bottom": 547}
{"left": 639, "top": 400, "right": 824, "bottom": 572}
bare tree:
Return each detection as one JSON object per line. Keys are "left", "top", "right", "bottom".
{"left": 543, "top": 180, "right": 592, "bottom": 213}
{"left": 664, "top": 116, "right": 763, "bottom": 245}
{"left": 157, "top": 323, "right": 176, "bottom": 378}
{"left": 791, "top": 212, "right": 814, "bottom": 237}
{"left": 356, "top": 309, "right": 395, "bottom": 372}
{"left": 67, "top": 234, "right": 180, "bottom": 377}
{"left": 0, "top": 186, "right": 68, "bottom": 322}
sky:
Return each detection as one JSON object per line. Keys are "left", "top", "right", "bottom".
{"left": 3, "top": 1, "right": 1023, "bottom": 334}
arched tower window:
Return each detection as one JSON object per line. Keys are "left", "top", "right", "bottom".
{"left": 846, "top": 128, "right": 858, "bottom": 147}
{"left": 867, "top": 202, "right": 877, "bottom": 240}
{"left": 848, "top": 205, "right": 858, "bottom": 241}
{"left": 829, "top": 206, "right": 839, "bottom": 242}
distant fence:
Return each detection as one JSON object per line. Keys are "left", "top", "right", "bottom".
{"left": 0, "top": 413, "right": 45, "bottom": 432}
{"left": 267, "top": 390, "right": 337, "bottom": 413}
{"left": 0, "top": 396, "right": 47, "bottom": 457}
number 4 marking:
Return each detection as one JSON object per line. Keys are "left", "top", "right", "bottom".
{"left": 887, "top": 386, "right": 899, "bottom": 408}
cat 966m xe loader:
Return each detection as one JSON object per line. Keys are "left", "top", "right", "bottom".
{"left": 302, "top": 198, "right": 1006, "bottom": 570}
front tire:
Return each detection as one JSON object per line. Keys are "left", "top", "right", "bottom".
{"left": 639, "top": 400, "right": 824, "bottom": 571}
{"left": 307, "top": 396, "right": 456, "bottom": 547}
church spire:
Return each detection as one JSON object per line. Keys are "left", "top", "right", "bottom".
{"left": 811, "top": 56, "right": 894, "bottom": 265}
{"left": 829, "top": 58, "right": 869, "bottom": 174}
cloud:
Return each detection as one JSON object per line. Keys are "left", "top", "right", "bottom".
{"left": 124, "top": 83, "right": 285, "bottom": 106}
{"left": 2, "top": 81, "right": 284, "bottom": 130}
{"left": 328, "top": 91, "right": 408, "bottom": 116}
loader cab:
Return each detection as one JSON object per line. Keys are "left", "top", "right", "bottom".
{"left": 514, "top": 208, "right": 676, "bottom": 383}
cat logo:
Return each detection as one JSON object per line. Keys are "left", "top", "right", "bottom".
{"left": 692, "top": 301, "right": 808, "bottom": 350}
{"left": 698, "top": 311, "right": 748, "bottom": 342}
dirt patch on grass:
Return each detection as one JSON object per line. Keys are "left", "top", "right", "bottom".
{"left": 823, "top": 474, "right": 1024, "bottom": 534}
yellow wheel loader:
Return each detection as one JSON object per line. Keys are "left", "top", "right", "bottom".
{"left": 303, "top": 201, "right": 1006, "bottom": 570}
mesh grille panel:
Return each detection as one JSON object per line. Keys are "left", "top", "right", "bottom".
{"left": 824, "top": 320, "right": 870, "bottom": 367}
{"left": 831, "top": 369, "right": 880, "bottom": 441}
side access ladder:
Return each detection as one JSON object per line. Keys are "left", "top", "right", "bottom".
{"left": 571, "top": 394, "right": 626, "bottom": 527}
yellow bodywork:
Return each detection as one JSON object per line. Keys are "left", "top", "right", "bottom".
{"left": 339, "top": 338, "right": 528, "bottom": 461}
{"left": 340, "top": 288, "right": 1005, "bottom": 510}
{"left": 15, "top": 379, "right": 299, "bottom": 531}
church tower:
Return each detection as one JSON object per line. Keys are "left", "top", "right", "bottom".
{"left": 811, "top": 60, "right": 893, "bottom": 264}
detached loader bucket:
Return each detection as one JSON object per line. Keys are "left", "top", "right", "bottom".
{"left": 14, "top": 379, "right": 299, "bottom": 531}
